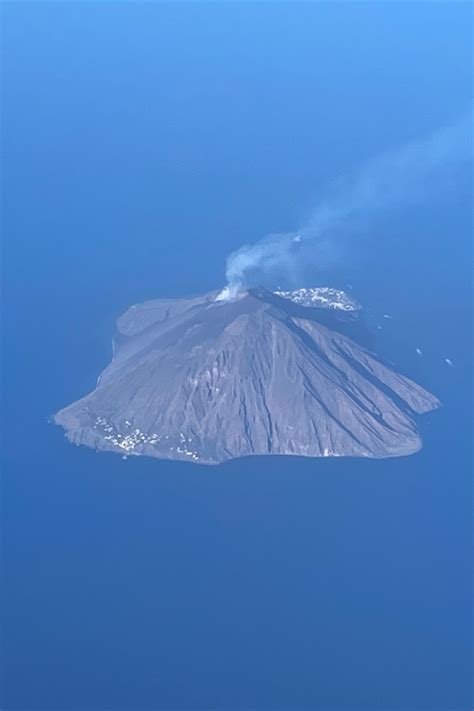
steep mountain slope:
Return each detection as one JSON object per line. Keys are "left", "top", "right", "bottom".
{"left": 54, "top": 288, "right": 440, "bottom": 464}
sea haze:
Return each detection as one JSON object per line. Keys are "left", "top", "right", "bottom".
{"left": 3, "top": 2, "right": 472, "bottom": 709}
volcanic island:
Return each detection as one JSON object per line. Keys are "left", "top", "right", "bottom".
{"left": 54, "top": 287, "right": 440, "bottom": 465}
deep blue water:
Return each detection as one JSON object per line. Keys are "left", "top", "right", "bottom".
{"left": 3, "top": 3, "right": 472, "bottom": 709}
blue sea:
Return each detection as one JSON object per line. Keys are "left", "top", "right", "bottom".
{"left": 3, "top": 3, "right": 472, "bottom": 709}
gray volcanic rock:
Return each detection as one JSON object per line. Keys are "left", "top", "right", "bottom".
{"left": 54, "top": 287, "right": 440, "bottom": 465}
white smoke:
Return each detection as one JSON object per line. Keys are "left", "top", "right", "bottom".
{"left": 220, "top": 109, "right": 472, "bottom": 298}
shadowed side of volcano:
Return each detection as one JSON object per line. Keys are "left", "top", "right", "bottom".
{"left": 249, "top": 288, "right": 373, "bottom": 347}
{"left": 54, "top": 288, "right": 440, "bottom": 465}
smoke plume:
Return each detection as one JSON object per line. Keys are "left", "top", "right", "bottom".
{"left": 219, "top": 109, "right": 472, "bottom": 299}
